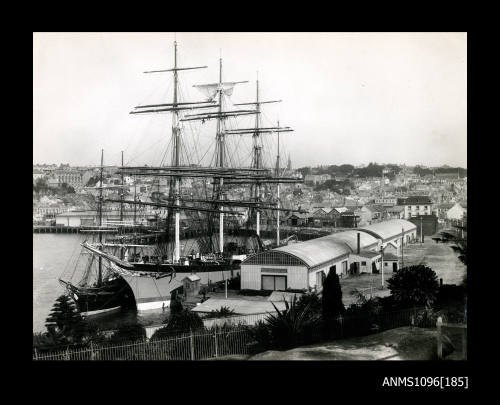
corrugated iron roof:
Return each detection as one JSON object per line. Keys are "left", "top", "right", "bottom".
{"left": 325, "top": 230, "right": 379, "bottom": 251}
{"left": 275, "top": 235, "right": 352, "bottom": 268}
{"left": 359, "top": 219, "right": 417, "bottom": 241}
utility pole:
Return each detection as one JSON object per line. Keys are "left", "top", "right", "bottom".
{"left": 380, "top": 244, "right": 384, "bottom": 288}
{"left": 420, "top": 216, "right": 424, "bottom": 244}
{"left": 276, "top": 119, "right": 280, "bottom": 246}
{"left": 401, "top": 226, "right": 404, "bottom": 269}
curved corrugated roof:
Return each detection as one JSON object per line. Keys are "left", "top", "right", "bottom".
{"left": 359, "top": 219, "right": 417, "bottom": 241}
{"left": 274, "top": 234, "right": 352, "bottom": 268}
{"left": 327, "top": 230, "right": 379, "bottom": 251}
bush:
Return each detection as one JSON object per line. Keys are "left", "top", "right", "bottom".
{"left": 204, "top": 306, "right": 236, "bottom": 319}
{"left": 227, "top": 274, "right": 241, "bottom": 290}
{"left": 106, "top": 323, "right": 146, "bottom": 345}
{"left": 238, "top": 289, "right": 272, "bottom": 297}
{"left": 386, "top": 265, "right": 439, "bottom": 309}
{"left": 151, "top": 309, "right": 204, "bottom": 340}
{"left": 296, "top": 291, "right": 322, "bottom": 315}
{"left": 254, "top": 295, "right": 322, "bottom": 350}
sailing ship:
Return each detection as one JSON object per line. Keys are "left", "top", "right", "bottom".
{"left": 59, "top": 39, "right": 304, "bottom": 314}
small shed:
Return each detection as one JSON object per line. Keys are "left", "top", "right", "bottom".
{"left": 382, "top": 252, "right": 399, "bottom": 273}
{"left": 182, "top": 274, "right": 201, "bottom": 298}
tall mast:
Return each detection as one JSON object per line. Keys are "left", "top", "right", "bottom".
{"left": 253, "top": 76, "right": 261, "bottom": 236}
{"left": 120, "top": 151, "right": 124, "bottom": 223}
{"left": 217, "top": 57, "right": 224, "bottom": 254}
{"left": 173, "top": 40, "right": 181, "bottom": 262}
{"left": 120, "top": 150, "right": 124, "bottom": 259}
{"left": 97, "top": 149, "right": 104, "bottom": 286}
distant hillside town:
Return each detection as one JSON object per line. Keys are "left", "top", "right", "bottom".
{"left": 33, "top": 162, "right": 467, "bottom": 235}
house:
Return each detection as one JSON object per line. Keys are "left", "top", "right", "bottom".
{"left": 446, "top": 202, "right": 467, "bottom": 221}
{"left": 304, "top": 174, "right": 331, "bottom": 185}
{"left": 402, "top": 196, "right": 433, "bottom": 219}
{"left": 381, "top": 252, "right": 400, "bottom": 273}
{"left": 285, "top": 212, "right": 311, "bottom": 227}
{"left": 349, "top": 250, "right": 382, "bottom": 274}
{"left": 386, "top": 205, "right": 405, "bottom": 220}
{"left": 339, "top": 211, "right": 359, "bottom": 228}
{"left": 374, "top": 197, "right": 398, "bottom": 206}
{"left": 360, "top": 204, "right": 387, "bottom": 225}
{"left": 434, "top": 202, "right": 454, "bottom": 220}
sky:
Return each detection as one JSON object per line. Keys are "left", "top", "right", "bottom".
{"left": 33, "top": 32, "right": 467, "bottom": 169}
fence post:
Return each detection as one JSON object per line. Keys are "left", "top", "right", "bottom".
{"left": 190, "top": 329, "right": 195, "bottom": 360}
{"left": 34, "top": 348, "right": 38, "bottom": 361}
{"left": 214, "top": 325, "right": 218, "bottom": 358}
{"left": 462, "top": 327, "right": 467, "bottom": 360}
{"left": 436, "top": 316, "right": 443, "bottom": 360}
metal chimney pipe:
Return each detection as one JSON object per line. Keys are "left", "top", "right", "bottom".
{"left": 357, "top": 232, "right": 360, "bottom": 254}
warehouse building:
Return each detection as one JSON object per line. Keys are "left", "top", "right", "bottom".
{"left": 240, "top": 219, "right": 417, "bottom": 292}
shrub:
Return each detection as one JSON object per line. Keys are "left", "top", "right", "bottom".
{"left": 256, "top": 295, "right": 322, "bottom": 350}
{"left": 204, "top": 306, "right": 236, "bottom": 319}
{"left": 107, "top": 323, "right": 146, "bottom": 345}
{"left": 296, "top": 291, "right": 322, "bottom": 315}
{"left": 238, "top": 289, "right": 272, "bottom": 297}
{"left": 151, "top": 309, "right": 204, "bottom": 340}
{"left": 386, "top": 265, "right": 439, "bottom": 309}
{"left": 227, "top": 274, "right": 241, "bottom": 290}
{"left": 343, "top": 290, "right": 383, "bottom": 337}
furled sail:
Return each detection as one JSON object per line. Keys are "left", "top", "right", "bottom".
{"left": 193, "top": 82, "right": 241, "bottom": 101}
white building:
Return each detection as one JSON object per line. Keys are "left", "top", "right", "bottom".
{"left": 446, "top": 202, "right": 467, "bottom": 221}
{"left": 241, "top": 219, "right": 417, "bottom": 292}
{"left": 402, "top": 196, "right": 433, "bottom": 219}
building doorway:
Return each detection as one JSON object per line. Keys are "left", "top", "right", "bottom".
{"left": 262, "top": 275, "right": 287, "bottom": 291}
{"left": 316, "top": 271, "right": 326, "bottom": 289}
{"left": 393, "top": 262, "right": 398, "bottom": 272}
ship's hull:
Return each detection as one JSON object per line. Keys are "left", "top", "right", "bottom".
{"left": 111, "top": 263, "right": 240, "bottom": 312}
{"left": 63, "top": 278, "right": 135, "bottom": 315}
{"left": 81, "top": 241, "right": 243, "bottom": 312}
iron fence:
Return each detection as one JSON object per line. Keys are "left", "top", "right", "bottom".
{"left": 33, "top": 307, "right": 442, "bottom": 361}
{"left": 34, "top": 326, "right": 253, "bottom": 361}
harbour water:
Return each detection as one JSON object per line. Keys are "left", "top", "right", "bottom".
{"left": 33, "top": 233, "right": 249, "bottom": 333}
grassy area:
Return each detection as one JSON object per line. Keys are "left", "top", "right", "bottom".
{"left": 402, "top": 239, "right": 466, "bottom": 285}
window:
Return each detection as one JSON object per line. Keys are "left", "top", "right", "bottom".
{"left": 262, "top": 275, "right": 287, "bottom": 291}
{"left": 316, "top": 271, "right": 325, "bottom": 288}
{"left": 385, "top": 263, "right": 388, "bottom": 266}
{"left": 361, "top": 261, "right": 367, "bottom": 266}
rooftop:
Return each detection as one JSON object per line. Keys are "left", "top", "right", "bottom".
{"left": 404, "top": 196, "right": 433, "bottom": 205}
{"left": 359, "top": 219, "right": 417, "bottom": 242}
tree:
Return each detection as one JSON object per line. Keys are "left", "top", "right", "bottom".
{"left": 386, "top": 265, "right": 439, "bottom": 308}
{"left": 150, "top": 309, "right": 204, "bottom": 340}
{"left": 34, "top": 178, "right": 48, "bottom": 194}
{"left": 260, "top": 295, "right": 321, "bottom": 350}
{"left": 107, "top": 323, "right": 146, "bottom": 344}
{"left": 296, "top": 291, "right": 322, "bottom": 315}
{"left": 322, "top": 268, "right": 345, "bottom": 320}
{"left": 44, "top": 294, "right": 89, "bottom": 345}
